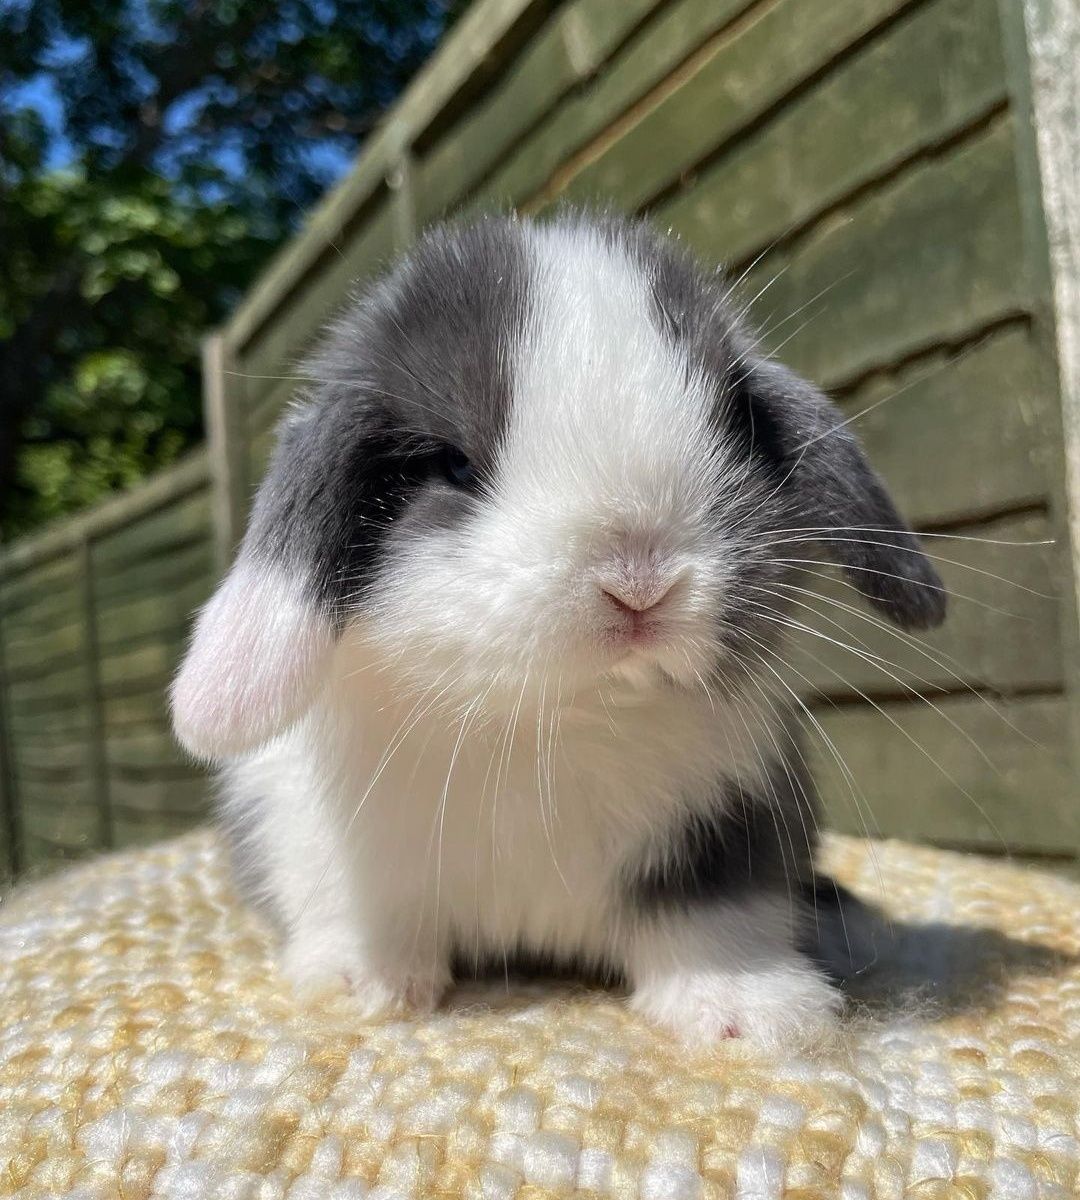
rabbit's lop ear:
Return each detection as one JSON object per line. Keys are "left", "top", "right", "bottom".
{"left": 170, "top": 560, "right": 335, "bottom": 761}
{"left": 743, "top": 357, "right": 947, "bottom": 630}
{"left": 171, "top": 409, "right": 343, "bottom": 761}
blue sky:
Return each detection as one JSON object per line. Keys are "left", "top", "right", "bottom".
{"left": 3, "top": 29, "right": 356, "bottom": 202}
{"left": 5, "top": 73, "right": 75, "bottom": 169}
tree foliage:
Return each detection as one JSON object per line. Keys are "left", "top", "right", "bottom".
{"left": 0, "top": 0, "right": 463, "bottom": 538}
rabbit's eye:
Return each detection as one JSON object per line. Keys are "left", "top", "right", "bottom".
{"left": 440, "top": 444, "right": 476, "bottom": 489}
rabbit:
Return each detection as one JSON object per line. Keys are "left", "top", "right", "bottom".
{"left": 171, "top": 211, "right": 945, "bottom": 1048}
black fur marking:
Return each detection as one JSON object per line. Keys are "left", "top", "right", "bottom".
{"left": 723, "top": 374, "right": 789, "bottom": 477}
{"left": 450, "top": 943, "right": 622, "bottom": 990}
{"left": 742, "top": 357, "right": 948, "bottom": 630}
{"left": 623, "top": 750, "right": 817, "bottom": 912}
{"left": 243, "top": 217, "right": 529, "bottom": 619}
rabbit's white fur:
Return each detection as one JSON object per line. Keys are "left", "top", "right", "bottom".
{"left": 348, "top": 220, "right": 749, "bottom": 710}
{"left": 177, "top": 214, "right": 943, "bottom": 1046}
{"left": 222, "top": 624, "right": 838, "bottom": 1047}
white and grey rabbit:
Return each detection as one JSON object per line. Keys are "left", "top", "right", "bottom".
{"left": 171, "top": 212, "right": 945, "bottom": 1047}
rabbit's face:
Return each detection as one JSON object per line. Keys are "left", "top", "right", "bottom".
{"left": 338, "top": 217, "right": 774, "bottom": 708}
{"left": 172, "top": 215, "right": 944, "bottom": 759}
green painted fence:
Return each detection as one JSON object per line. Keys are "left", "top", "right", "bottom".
{"left": 0, "top": 454, "right": 216, "bottom": 880}
{"left": 2, "top": 0, "right": 1077, "bottom": 882}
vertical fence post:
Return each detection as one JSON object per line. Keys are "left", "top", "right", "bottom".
{"left": 0, "top": 603, "right": 21, "bottom": 883}
{"left": 203, "top": 334, "right": 248, "bottom": 576}
{"left": 387, "top": 132, "right": 418, "bottom": 254}
{"left": 1008, "top": 0, "right": 1080, "bottom": 774}
{"left": 78, "top": 534, "right": 111, "bottom": 851}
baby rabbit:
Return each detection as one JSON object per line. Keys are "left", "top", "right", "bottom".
{"left": 172, "top": 212, "right": 945, "bottom": 1047}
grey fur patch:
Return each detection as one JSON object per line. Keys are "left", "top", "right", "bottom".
{"left": 216, "top": 782, "right": 286, "bottom": 934}
{"left": 621, "top": 722, "right": 819, "bottom": 912}
{"left": 240, "top": 216, "right": 530, "bottom": 618}
{"left": 450, "top": 942, "right": 622, "bottom": 990}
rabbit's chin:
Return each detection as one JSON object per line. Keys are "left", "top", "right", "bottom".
{"left": 331, "top": 624, "right": 722, "bottom": 727}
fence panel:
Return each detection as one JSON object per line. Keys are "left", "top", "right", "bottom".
{"left": 0, "top": 454, "right": 215, "bottom": 877}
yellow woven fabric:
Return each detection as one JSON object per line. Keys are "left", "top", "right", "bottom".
{"left": 2, "top": 831, "right": 1079, "bottom": 1200}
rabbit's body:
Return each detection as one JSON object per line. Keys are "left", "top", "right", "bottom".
{"left": 175, "top": 214, "right": 945, "bottom": 1046}
{"left": 223, "top": 636, "right": 826, "bottom": 1040}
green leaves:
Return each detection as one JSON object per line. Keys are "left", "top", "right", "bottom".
{"left": 0, "top": 157, "right": 272, "bottom": 533}
{"left": 0, "top": 0, "right": 466, "bottom": 538}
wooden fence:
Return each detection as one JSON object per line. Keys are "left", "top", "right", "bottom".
{"left": 2, "top": 0, "right": 1077, "bottom": 882}
{"left": 0, "top": 455, "right": 216, "bottom": 881}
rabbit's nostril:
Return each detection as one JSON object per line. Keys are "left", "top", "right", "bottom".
{"left": 601, "top": 582, "right": 672, "bottom": 615}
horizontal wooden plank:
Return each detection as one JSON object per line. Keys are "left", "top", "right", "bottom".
{"left": 95, "top": 578, "right": 209, "bottom": 650}
{"left": 5, "top": 650, "right": 88, "bottom": 689}
{"left": 111, "top": 809, "right": 205, "bottom": 847}
{"left": 95, "top": 631, "right": 193, "bottom": 695}
{"left": 239, "top": 199, "right": 397, "bottom": 404}
{"left": 811, "top": 694, "right": 1077, "bottom": 852}
{"left": 0, "top": 593, "right": 82, "bottom": 650}
{"left": 101, "top": 688, "right": 172, "bottom": 734}
{"left": 548, "top": 0, "right": 921, "bottom": 211}
{"left": 9, "top": 758, "right": 90, "bottom": 789}
{"left": 475, "top": 0, "right": 757, "bottom": 210}
{"left": 100, "top": 675, "right": 175, "bottom": 704}
{"left": 7, "top": 666, "right": 86, "bottom": 709}
{"left": 98, "top": 640, "right": 184, "bottom": 693}
{"left": 91, "top": 540, "right": 215, "bottom": 609}
{"left": 90, "top": 487, "right": 212, "bottom": 575}
{"left": 7, "top": 762, "right": 92, "bottom": 798}
{"left": 4, "top": 705, "right": 87, "bottom": 744}
{"left": 105, "top": 729, "right": 191, "bottom": 772}
{"left": 656, "top": 0, "right": 1006, "bottom": 265}
{"left": 108, "top": 774, "right": 209, "bottom": 817}
{"left": 0, "top": 450, "right": 209, "bottom": 581}
{"left": 14, "top": 763, "right": 91, "bottom": 790}
{"left": 774, "top": 514, "right": 1061, "bottom": 699}
{"left": 0, "top": 555, "right": 78, "bottom": 619}
{"left": 13, "top": 737, "right": 89, "bottom": 773}
{"left": 110, "top": 763, "right": 202, "bottom": 787}
{"left": 3, "top": 619, "right": 84, "bottom": 678}
{"left": 840, "top": 325, "right": 1053, "bottom": 527}
{"left": 741, "top": 115, "right": 1028, "bottom": 389}
{"left": 6, "top": 705, "right": 90, "bottom": 739}
{"left": 415, "top": 0, "right": 660, "bottom": 223}
{"left": 16, "top": 780, "right": 97, "bottom": 831}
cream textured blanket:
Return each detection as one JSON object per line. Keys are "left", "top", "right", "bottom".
{"left": 2, "top": 831, "right": 1079, "bottom": 1199}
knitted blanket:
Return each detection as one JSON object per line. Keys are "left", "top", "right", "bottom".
{"left": 2, "top": 831, "right": 1079, "bottom": 1199}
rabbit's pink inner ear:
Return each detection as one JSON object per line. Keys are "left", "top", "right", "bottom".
{"left": 171, "top": 563, "right": 335, "bottom": 760}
